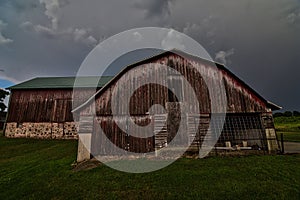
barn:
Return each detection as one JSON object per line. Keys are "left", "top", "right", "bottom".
{"left": 4, "top": 76, "right": 112, "bottom": 139}
{"left": 73, "top": 50, "right": 281, "bottom": 162}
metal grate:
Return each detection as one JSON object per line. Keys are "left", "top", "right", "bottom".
{"left": 186, "top": 113, "right": 270, "bottom": 153}
{"left": 215, "top": 114, "right": 267, "bottom": 150}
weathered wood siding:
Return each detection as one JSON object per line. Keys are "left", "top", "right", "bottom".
{"left": 6, "top": 88, "right": 96, "bottom": 123}
{"left": 91, "top": 116, "right": 154, "bottom": 155}
{"left": 5, "top": 88, "right": 97, "bottom": 139}
{"left": 90, "top": 53, "right": 268, "bottom": 116}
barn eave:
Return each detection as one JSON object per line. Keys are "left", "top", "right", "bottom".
{"left": 266, "top": 101, "right": 282, "bottom": 111}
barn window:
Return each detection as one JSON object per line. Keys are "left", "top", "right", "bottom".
{"left": 167, "top": 76, "right": 184, "bottom": 102}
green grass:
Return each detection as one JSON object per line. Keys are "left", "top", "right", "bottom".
{"left": 274, "top": 116, "right": 300, "bottom": 132}
{"left": 277, "top": 132, "right": 300, "bottom": 143}
{"left": 274, "top": 116, "right": 300, "bottom": 142}
{"left": 0, "top": 136, "right": 299, "bottom": 200}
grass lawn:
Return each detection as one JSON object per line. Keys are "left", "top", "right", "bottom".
{"left": 277, "top": 132, "right": 300, "bottom": 143}
{"left": 274, "top": 116, "right": 300, "bottom": 142}
{"left": 0, "top": 136, "right": 299, "bottom": 200}
{"left": 274, "top": 116, "right": 300, "bottom": 132}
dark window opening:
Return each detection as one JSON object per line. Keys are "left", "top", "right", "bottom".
{"left": 167, "top": 76, "right": 183, "bottom": 102}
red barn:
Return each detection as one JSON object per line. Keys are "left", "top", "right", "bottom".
{"left": 73, "top": 50, "right": 281, "bottom": 161}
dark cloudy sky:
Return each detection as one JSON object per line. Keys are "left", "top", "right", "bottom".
{"left": 0, "top": 0, "right": 299, "bottom": 111}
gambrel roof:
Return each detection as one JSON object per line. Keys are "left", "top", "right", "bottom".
{"left": 72, "top": 50, "right": 281, "bottom": 112}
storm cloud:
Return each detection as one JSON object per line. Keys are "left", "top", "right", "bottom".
{"left": 0, "top": 0, "right": 299, "bottom": 110}
{"left": 0, "top": 20, "right": 13, "bottom": 45}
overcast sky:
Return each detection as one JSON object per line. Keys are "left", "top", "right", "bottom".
{"left": 0, "top": 0, "right": 299, "bottom": 111}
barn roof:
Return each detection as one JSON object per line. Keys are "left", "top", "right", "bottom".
{"left": 72, "top": 50, "right": 281, "bottom": 112}
{"left": 7, "top": 76, "right": 114, "bottom": 90}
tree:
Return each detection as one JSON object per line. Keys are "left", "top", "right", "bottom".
{"left": 0, "top": 89, "right": 9, "bottom": 112}
{"left": 283, "top": 111, "right": 293, "bottom": 117}
{"left": 273, "top": 112, "right": 283, "bottom": 118}
{"left": 293, "top": 111, "right": 300, "bottom": 116}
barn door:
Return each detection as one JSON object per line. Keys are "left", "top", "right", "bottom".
{"left": 154, "top": 114, "right": 168, "bottom": 150}
{"left": 186, "top": 114, "right": 211, "bottom": 152}
{"left": 187, "top": 114, "right": 201, "bottom": 151}
{"left": 154, "top": 102, "right": 188, "bottom": 151}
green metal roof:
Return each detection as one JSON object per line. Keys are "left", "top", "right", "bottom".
{"left": 7, "top": 76, "right": 114, "bottom": 90}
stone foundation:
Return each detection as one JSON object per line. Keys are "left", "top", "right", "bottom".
{"left": 5, "top": 122, "right": 78, "bottom": 139}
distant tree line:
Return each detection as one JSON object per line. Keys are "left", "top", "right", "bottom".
{"left": 274, "top": 111, "right": 300, "bottom": 118}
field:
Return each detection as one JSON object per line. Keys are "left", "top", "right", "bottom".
{"left": 274, "top": 116, "right": 300, "bottom": 142}
{"left": 0, "top": 135, "right": 299, "bottom": 200}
